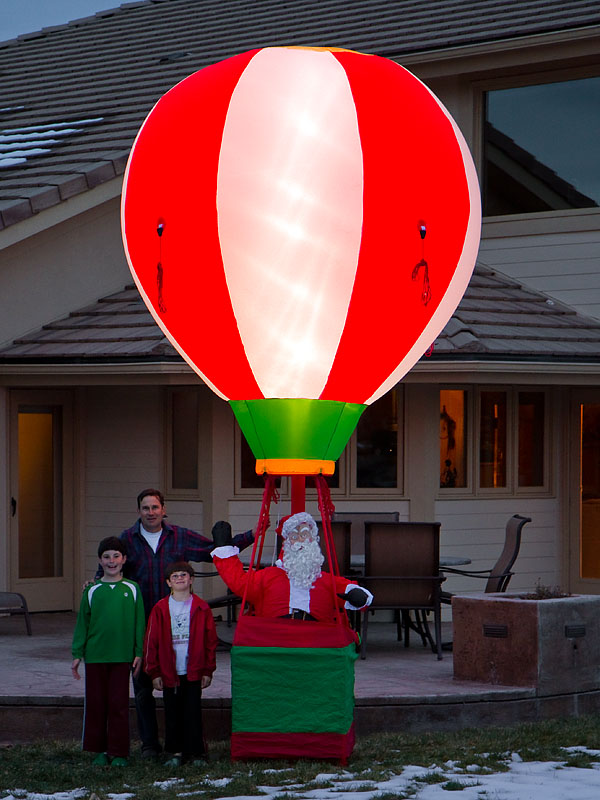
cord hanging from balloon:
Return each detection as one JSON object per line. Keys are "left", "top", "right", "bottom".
{"left": 412, "top": 221, "right": 431, "bottom": 305}
{"left": 156, "top": 221, "right": 167, "bottom": 313}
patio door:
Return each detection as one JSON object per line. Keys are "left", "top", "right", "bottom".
{"left": 569, "top": 390, "right": 600, "bottom": 594}
{"left": 9, "top": 390, "right": 74, "bottom": 611}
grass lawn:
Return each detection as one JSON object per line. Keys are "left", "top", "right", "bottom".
{"left": 1, "top": 716, "right": 600, "bottom": 799}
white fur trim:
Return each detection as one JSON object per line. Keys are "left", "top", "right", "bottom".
{"left": 211, "top": 545, "right": 240, "bottom": 559}
{"left": 344, "top": 583, "right": 373, "bottom": 610}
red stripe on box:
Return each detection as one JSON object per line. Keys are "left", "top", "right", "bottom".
{"left": 231, "top": 724, "right": 355, "bottom": 763}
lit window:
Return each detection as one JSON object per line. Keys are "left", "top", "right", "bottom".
{"left": 440, "top": 390, "right": 467, "bottom": 488}
{"left": 479, "top": 391, "right": 507, "bottom": 489}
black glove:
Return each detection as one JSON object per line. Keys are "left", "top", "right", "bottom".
{"left": 338, "top": 587, "right": 369, "bottom": 608}
{"left": 212, "top": 520, "right": 233, "bottom": 547}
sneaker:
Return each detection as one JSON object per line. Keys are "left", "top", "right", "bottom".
{"left": 141, "top": 747, "right": 159, "bottom": 761}
{"left": 163, "top": 755, "right": 181, "bottom": 768}
{"left": 92, "top": 753, "right": 109, "bottom": 766}
{"left": 110, "top": 757, "right": 128, "bottom": 766}
{"left": 189, "top": 758, "right": 207, "bottom": 767}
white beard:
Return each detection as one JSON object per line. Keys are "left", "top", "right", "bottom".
{"left": 282, "top": 539, "right": 324, "bottom": 589}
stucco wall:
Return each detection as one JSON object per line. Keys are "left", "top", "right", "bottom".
{"left": 0, "top": 196, "right": 130, "bottom": 347}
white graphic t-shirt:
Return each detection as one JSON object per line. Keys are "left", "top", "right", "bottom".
{"left": 168, "top": 595, "right": 192, "bottom": 675}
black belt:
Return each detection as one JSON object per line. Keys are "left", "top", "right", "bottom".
{"left": 282, "top": 610, "right": 316, "bottom": 621}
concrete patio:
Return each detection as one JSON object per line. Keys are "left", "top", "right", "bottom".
{"left": 1, "top": 611, "right": 599, "bottom": 747}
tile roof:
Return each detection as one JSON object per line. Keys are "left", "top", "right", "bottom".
{"left": 1, "top": 0, "right": 600, "bottom": 230}
{"left": 2, "top": 263, "right": 600, "bottom": 366}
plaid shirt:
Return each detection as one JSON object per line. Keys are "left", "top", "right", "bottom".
{"left": 96, "top": 520, "right": 254, "bottom": 617}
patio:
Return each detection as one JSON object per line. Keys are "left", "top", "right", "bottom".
{"left": 1, "top": 611, "right": 598, "bottom": 747}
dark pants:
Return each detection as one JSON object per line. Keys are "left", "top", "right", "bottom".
{"left": 163, "top": 675, "right": 205, "bottom": 759}
{"left": 132, "top": 668, "right": 161, "bottom": 753}
{"left": 83, "top": 662, "right": 130, "bottom": 758}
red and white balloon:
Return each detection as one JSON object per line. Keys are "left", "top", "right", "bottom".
{"left": 122, "top": 46, "right": 480, "bottom": 408}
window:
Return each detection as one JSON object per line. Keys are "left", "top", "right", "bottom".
{"left": 479, "top": 390, "right": 507, "bottom": 489}
{"left": 166, "top": 387, "right": 201, "bottom": 496}
{"left": 439, "top": 389, "right": 467, "bottom": 488}
{"left": 239, "top": 435, "right": 285, "bottom": 491}
{"left": 483, "top": 76, "right": 600, "bottom": 216}
{"left": 355, "top": 388, "right": 399, "bottom": 489}
{"left": 440, "top": 388, "right": 549, "bottom": 494}
{"left": 236, "top": 389, "right": 403, "bottom": 496}
{"left": 518, "top": 391, "right": 545, "bottom": 487}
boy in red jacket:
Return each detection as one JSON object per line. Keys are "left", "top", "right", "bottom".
{"left": 143, "top": 561, "right": 218, "bottom": 766}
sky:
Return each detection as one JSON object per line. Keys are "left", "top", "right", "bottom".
{"left": 0, "top": 0, "right": 123, "bottom": 41}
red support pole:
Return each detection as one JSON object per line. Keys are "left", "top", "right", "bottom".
{"left": 290, "top": 475, "right": 306, "bottom": 514}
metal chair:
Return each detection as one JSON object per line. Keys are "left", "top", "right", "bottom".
{"left": 360, "top": 521, "right": 445, "bottom": 660}
{"left": 194, "top": 569, "right": 241, "bottom": 627}
{"left": 440, "top": 514, "right": 532, "bottom": 604}
{"left": 0, "top": 591, "right": 32, "bottom": 635}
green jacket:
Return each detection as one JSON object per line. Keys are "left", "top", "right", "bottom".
{"left": 72, "top": 578, "right": 145, "bottom": 663}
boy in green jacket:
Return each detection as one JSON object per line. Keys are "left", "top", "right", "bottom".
{"left": 72, "top": 536, "right": 145, "bottom": 766}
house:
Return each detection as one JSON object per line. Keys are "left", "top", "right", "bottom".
{"left": 1, "top": 0, "right": 600, "bottom": 612}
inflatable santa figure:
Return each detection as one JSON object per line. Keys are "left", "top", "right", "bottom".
{"left": 211, "top": 512, "right": 372, "bottom": 621}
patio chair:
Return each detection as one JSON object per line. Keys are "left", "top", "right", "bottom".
{"left": 440, "top": 514, "right": 532, "bottom": 604}
{"left": 317, "top": 520, "right": 352, "bottom": 576}
{"left": 331, "top": 511, "right": 399, "bottom": 557}
{"left": 359, "top": 521, "right": 445, "bottom": 660}
{"left": 0, "top": 591, "right": 32, "bottom": 635}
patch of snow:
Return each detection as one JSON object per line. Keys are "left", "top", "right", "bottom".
{"left": 0, "top": 117, "right": 104, "bottom": 168}
{"left": 563, "top": 746, "right": 600, "bottom": 756}
{"left": 152, "top": 778, "right": 185, "bottom": 789}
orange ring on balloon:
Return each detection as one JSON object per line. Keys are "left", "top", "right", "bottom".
{"left": 255, "top": 458, "right": 335, "bottom": 476}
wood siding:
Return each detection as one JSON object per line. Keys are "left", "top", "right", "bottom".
{"left": 435, "top": 497, "right": 561, "bottom": 596}
{"left": 479, "top": 222, "right": 600, "bottom": 321}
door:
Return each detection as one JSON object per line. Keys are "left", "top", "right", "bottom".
{"left": 9, "top": 390, "right": 74, "bottom": 611}
{"left": 569, "top": 391, "right": 600, "bottom": 594}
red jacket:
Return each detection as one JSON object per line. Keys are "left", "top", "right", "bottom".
{"left": 143, "top": 593, "right": 218, "bottom": 687}
{"left": 213, "top": 554, "right": 354, "bottom": 623}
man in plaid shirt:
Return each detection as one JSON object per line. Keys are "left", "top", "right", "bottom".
{"left": 96, "top": 488, "right": 254, "bottom": 759}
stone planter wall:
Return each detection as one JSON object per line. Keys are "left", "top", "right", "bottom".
{"left": 452, "top": 593, "right": 600, "bottom": 695}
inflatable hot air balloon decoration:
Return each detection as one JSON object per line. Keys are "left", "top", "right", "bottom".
{"left": 121, "top": 46, "right": 481, "bottom": 478}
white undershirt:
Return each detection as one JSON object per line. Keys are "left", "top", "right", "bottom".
{"left": 288, "top": 581, "right": 311, "bottom": 613}
{"left": 140, "top": 525, "right": 162, "bottom": 553}
{"left": 169, "top": 595, "right": 192, "bottom": 675}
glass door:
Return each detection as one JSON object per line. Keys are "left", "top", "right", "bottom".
{"left": 570, "top": 392, "right": 600, "bottom": 593}
{"left": 10, "top": 390, "right": 74, "bottom": 611}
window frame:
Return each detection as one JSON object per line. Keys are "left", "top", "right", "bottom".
{"left": 476, "top": 64, "right": 600, "bottom": 225}
{"left": 438, "top": 385, "right": 552, "bottom": 497}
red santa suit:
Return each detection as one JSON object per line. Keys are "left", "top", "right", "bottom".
{"left": 212, "top": 547, "right": 361, "bottom": 623}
